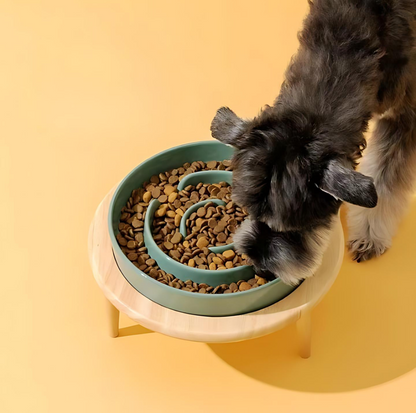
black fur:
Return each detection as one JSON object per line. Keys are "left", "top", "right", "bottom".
{"left": 211, "top": 0, "right": 416, "bottom": 284}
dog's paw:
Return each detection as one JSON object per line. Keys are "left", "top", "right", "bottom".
{"left": 348, "top": 238, "right": 388, "bottom": 262}
{"left": 347, "top": 203, "right": 394, "bottom": 263}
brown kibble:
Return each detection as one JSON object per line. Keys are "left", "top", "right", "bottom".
{"left": 207, "top": 160, "right": 217, "bottom": 169}
{"left": 212, "top": 256, "right": 223, "bottom": 265}
{"left": 196, "top": 237, "right": 209, "bottom": 249}
{"left": 127, "top": 252, "right": 138, "bottom": 261}
{"left": 164, "top": 185, "right": 175, "bottom": 195}
{"left": 150, "top": 175, "right": 160, "bottom": 184}
{"left": 209, "top": 263, "right": 216, "bottom": 271}
{"left": 146, "top": 258, "right": 156, "bottom": 266}
{"left": 230, "top": 282, "right": 238, "bottom": 292}
{"left": 127, "top": 240, "right": 136, "bottom": 249}
{"left": 208, "top": 218, "right": 217, "bottom": 228}
{"left": 195, "top": 217, "right": 205, "bottom": 227}
{"left": 149, "top": 268, "right": 159, "bottom": 278}
{"left": 117, "top": 234, "right": 128, "bottom": 246}
{"left": 158, "top": 194, "right": 168, "bottom": 203}
{"left": 154, "top": 205, "right": 168, "bottom": 218}
{"left": 256, "top": 277, "right": 266, "bottom": 286}
{"left": 210, "top": 187, "right": 220, "bottom": 197}
{"left": 239, "top": 282, "right": 251, "bottom": 291}
{"left": 216, "top": 232, "right": 227, "bottom": 243}
{"left": 168, "top": 175, "right": 179, "bottom": 184}
{"left": 222, "top": 250, "right": 235, "bottom": 261}
{"left": 205, "top": 209, "right": 213, "bottom": 219}
{"left": 152, "top": 187, "right": 161, "bottom": 199}
{"left": 169, "top": 250, "right": 181, "bottom": 260}
{"left": 164, "top": 241, "right": 173, "bottom": 250}
{"left": 217, "top": 188, "right": 228, "bottom": 199}
{"left": 174, "top": 214, "right": 181, "bottom": 227}
{"left": 170, "top": 232, "right": 182, "bottom": 244}
{"left": 132, "top": 217, "right": 144, "bottom": 228}
{"left": 188, "top": 259, "right": 195, "bottom": 267}
{"left": 225, "top": 261, "right": 233, "bottom": 269}
{"left": 227, "top": 224, "right": 237, "bottom": 233}
{"left": 168, "top": 192, "right": 178, "bottom": 203}
{"left": 194, "top": 257, "right": 204, "bottom": 265}
{"left": 213, "top": 224, "right": 225, "bottom": 234}
{"left": 197, "top": 207, "right": 206, "bottom": 217}
{"left": 143, "top": 191, "right": 152, "bottom": 203}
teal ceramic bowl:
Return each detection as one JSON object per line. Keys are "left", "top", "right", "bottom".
{"left": 108, "top": 141, "right": 298, "bottom": 316}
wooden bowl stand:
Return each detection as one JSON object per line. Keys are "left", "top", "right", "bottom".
{"left": 88, "top": 188, "right": 344, "bottom": 358}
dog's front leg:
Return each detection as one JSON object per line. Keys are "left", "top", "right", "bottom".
{"left": 348, "top": 108, "right": 416, "bottom": 262}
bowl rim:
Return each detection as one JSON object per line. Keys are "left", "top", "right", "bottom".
{"left": 108, "top": 140, "right": 285, "bottom": 299}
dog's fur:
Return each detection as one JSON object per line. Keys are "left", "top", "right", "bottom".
{"left": 211, "top": 0, "right": 416, "bottom": 285}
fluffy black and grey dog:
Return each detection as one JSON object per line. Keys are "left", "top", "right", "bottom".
{"left": 211, "top": 0, "right": 416, "bottom": 285}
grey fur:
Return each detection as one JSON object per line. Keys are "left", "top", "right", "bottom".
{"left": 211, "top": 0, "right": 416, "bottom": 284}
{"left": 320, "top": 159, "right": 378, "bottom": 207}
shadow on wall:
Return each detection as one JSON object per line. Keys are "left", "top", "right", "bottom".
{"left": 208, "top": 202, "right": 416, "bottom": 393}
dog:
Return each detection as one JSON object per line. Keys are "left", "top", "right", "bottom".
{"left": 211, "top": 0, "right": 416, "bottom": 286}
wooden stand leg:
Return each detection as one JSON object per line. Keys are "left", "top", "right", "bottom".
{"left": 105, "top": 298, "right": 119, "bottom": 338}
{"left": 297, "top": 310, "right": 312, "bottom": 359}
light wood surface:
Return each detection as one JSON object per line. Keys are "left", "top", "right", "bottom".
{"left": 105, "top": 297, "right": 120, "bottom": 338}
{"left": 297, "top": 309, "right": 312, "bottom": 359}
{"left": 88, "top": 187, "right": 344, "bottom": 344}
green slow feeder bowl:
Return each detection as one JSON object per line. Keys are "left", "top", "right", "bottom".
{"left": 108, "top": 141, "right": 298, "bottom": 316}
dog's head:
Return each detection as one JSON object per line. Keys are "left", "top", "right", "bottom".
{"left": 211, "top": 106, "right": 377, "bottom": 284}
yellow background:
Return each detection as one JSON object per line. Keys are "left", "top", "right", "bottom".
{"left": 1, "top": 1, "right": 416, "bottom": 412}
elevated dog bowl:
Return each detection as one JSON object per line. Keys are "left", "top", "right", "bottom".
{"left": 108, "top": 141, "right": 301, "bottom": 316}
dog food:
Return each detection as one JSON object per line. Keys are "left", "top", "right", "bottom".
{"left": 116, "top": 160, "right": 270, "bottom": 293}
{"left": 152, "top": 188, "right": 250, "bottom": 269}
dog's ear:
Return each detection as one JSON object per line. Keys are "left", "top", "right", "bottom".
{"left": 319, "top": 159, "right": 378, "bottom": 208}
{"left": 210, "top": 107, "right": 250, "bottom": 148}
